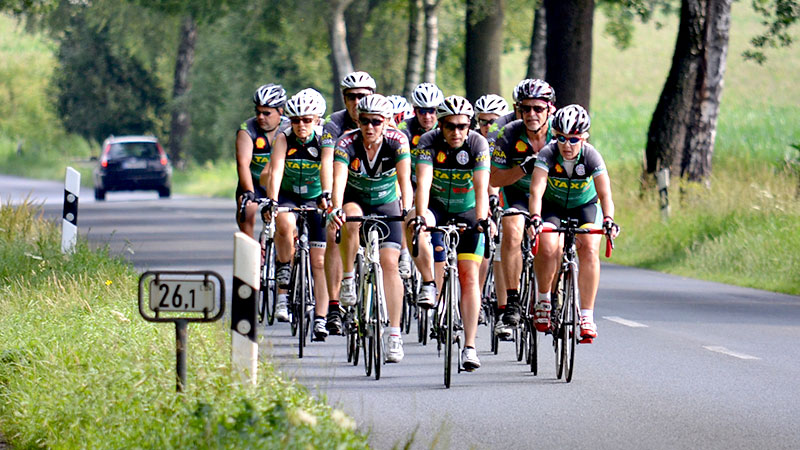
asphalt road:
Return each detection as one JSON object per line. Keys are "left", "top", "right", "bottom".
{"left": 5, "top": 175, "right": 799, "bottom": 450}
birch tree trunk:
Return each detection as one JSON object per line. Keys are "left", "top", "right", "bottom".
{"left": 404, "top": 0, "right": 425, "bottom": 98}
{"left": 328, "top": 0, "right": 356, "bottom": 111}
{"left": 422, "top": 0, "right": 442, "bottom": 84}
{"left": 526, "top": 3, "right": 547, "bottom": 80}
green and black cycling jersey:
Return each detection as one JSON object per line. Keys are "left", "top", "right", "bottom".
{"left": 399, "top": 116, "right": 436, "bottom": 185}
{"left": 416, "top": 129, "right": 491, "bottom": 214}
{"left": 279, "top": 127, "right": 324, "bottom": 200}
{"left": 239, "top": 116, "right": 290, "bottom": 185}
{"left": 491, "top": 118, "right": 553, "bottom": 194}
{"left": 485, "top": 111, "right": 517, "bottom": 146}
{"left": 321, "top": 109, "right": 359, "bottom": 149}
{"left": 534, "top": 141, "right": 607, "bottom": 209}
{"left": 334, "top": 128, "right": 410, "bottom": 206}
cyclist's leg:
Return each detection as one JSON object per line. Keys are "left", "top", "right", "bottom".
{"left": 574, "top": 202, "right": 603, "bottom": 339}
{"left": 340, "top": 202, "right": 364, "bottom": 273}
{"left": 324, "top": 226, "right": 342, "bottom": 331}
{"left": 309, "top": 207, "right": 329, "bottom": 320}
{"left": 456, "top": 223, "right": 484, "bottom": 357}
{"left": 405, "top": 206, "right": 436, "bottom": 283}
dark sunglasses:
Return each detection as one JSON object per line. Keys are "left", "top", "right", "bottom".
{"left": 358, "top": 117, "right": 384, "bottom": 127}
{"left": 345, "top": 92, "right": 368, "bottom": 102}
{"left": 442, "top": 121, "right": 470, "bottom": 131}
{"left": 416, "top": 107, "right": 436, "bottom": 115}
{"left": 556, "top": 135, "right": 583, "bottom": 144}
{"left": 478, "top": 118, "right": 495, "bottom": 127}
{"left": 254, "top": 108, "right": 273, "bottom": 117}
{"left": 518, "top": 104, "right": 548, "bottom": 114}
{"left": 290, "top": 117, "right": 315, "bottom": 125}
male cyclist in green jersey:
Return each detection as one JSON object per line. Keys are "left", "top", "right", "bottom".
{"left": 490, "top": 79, "right": 556, "bottom": 328}
{"left": 474, "top": 94, "right": 512, "bottom": 339}
{"left": 528, "top": 105, "right": 619, "bottom": 343}
{"left": 319, "top": 71, "right": 377, "bottom": 335}
{"left": 237, "top": 84, "right": 288, "bottom": 238}
{"left": 265, "top": 89, "right": 331, "bottom": 340}
{"left": 327, "top": 94, "right": 413, "bottom": 362}
{"left": 405, "top": 95, "right": 491, "bottom": 371}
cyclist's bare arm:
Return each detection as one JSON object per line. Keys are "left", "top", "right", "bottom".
{"left": 414, "top": 163, "right": 434, "bottom": 218}
{"left": 594, "top": 172, "right": 615, "bottom": 219}
{"left": 489, "top": 165, "right": 525, "bottom": 188}
{"left": 528, "top": 166, "right": 548, "bottom": 220}
{"left": 265, "top": 133, "right": 288, "bottom": 200}
{"left": 473, "top": 168, "right": 490, "bottom": 220}
{"left": 236, "top": 130, "right": 255, "bottom": 193}
{"left": 320, "top": 146, "right": 334, "bottom": 196}
{"left": 396, "top": 158, "right": 413, "bottom": 212}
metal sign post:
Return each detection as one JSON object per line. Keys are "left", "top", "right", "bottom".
{"left": 138, "top": 270, "right": 225, "bottom": 392}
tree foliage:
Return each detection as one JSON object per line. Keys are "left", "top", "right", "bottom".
{"left": 744, "top": 0, "right": 800, "bottom": 63}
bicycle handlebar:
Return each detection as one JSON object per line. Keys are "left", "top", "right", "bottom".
{"left": 333, "top": 214, "right": 406, "bottom": 244}
{"left": 532, "top": 226, "right": 614, "bottom": 258}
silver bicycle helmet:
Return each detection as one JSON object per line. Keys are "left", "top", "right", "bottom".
{"left": 340, "top": 71, "right": 377, "bottom": 91}
{"left": 474, "top": 94, "right": 510, "bottom": 115}
{"left": 284, "top": 88, "right": 326, "bottom": 118}
{"left": 436, "top": 95, "right": 474, "bottom": 120}
{"left": 552, "top": 104, "right": 591, "bottom": 135}
{"left": 357, "top": 94, "right": 393, "bottom": 119}
{"left": 515, "top": 79, "right": 556, "bottom": 104}
{"left": 411, "top": 82, "right": 444, "bottom": 108}
{"left": 253, "top": 83, "right": 287, "bottom": 108}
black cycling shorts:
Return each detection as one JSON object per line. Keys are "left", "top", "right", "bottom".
{"left": 278, "top": 192, "right": 326, "bottom": 246}
{"left": 541, "top": 199, "right": 602, "bottom": 228}
{"left": 427, "top": 205, "right": 485, "bottom": 263}
{"left": 501, "top": 186, "right": 529, "bottom": 212}
{"left": 342, "top": 192, "right": 403, "bottom": 251}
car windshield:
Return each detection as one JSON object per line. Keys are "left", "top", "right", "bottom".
{"left": 108, "top": 142, "right": 159, "bottom": 160}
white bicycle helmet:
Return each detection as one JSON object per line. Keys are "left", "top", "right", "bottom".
{"left": 253, "top": 84, "right": 287, "bottom": 108}
{"left": 357, "top": 94, "right": 393, "bottom": 119}
{"left": 387, "top": 95, "right": 411, "bottom": 115}
{"left": 411, "top": 82, "right": 444, "bottom": 108}
{"left": 553, "top": 104, "right": 591, "bottom": 135}
{"left": 515, "top": 79, "right": 556, "bottom": 104}
{"left": 340, "top": 71, "right": 377, "bottom": 91}
{"left": 474, "top": 94, "right": 510, "bottom": 115}
{"left": 436, "top": 95, "right": 474, "bottom": 120}
{"left": 284, "top": 88, "right": 326, "bottom": 118}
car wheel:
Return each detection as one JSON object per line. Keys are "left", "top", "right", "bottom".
{"left": 94, "top": 187, "right": 106, "bottom": 201}
{"left": 158, "top": 186, "right": 171, "bottom": 198}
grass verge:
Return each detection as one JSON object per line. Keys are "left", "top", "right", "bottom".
{"left": 0, "top": 200, "right": 368, "bottom": 449}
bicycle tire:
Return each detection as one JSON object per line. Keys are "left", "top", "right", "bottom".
{"left": 564, "top": 268, "right": 578, "bottom": 382}
{"left": 528, "top": 319, "right": 538, "bottom": 374}
{"left": 265, "top": 239, "right": 277, "bottom": 326}
{"left": 289, "top": 260, "right": 300, "bottom": 338}
{"left": 362, "top": 273, "right": 373, "bottom": 377}
{"left": 418, "top": 307, "right": 428, "bottom": 345}
{"left": 372, "top": 270, "right": 382, "bottom": 380}
{"left": 444, "top": 277, "right": 453, "bottom": 388}
{"left": 554, "top": 270, "right": 566, "bottom": 379}
{"left": 297, "top": 254, "right": 306, "bottom": 359}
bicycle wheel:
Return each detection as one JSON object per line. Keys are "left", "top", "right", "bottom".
{"left": 527, "top": 279, "right": 539, "bottom": 374}
{"left": 346, "top": 308, "right": 360, "bottom": 365}
{"left": 444, "top": 274, "right": 454, "bottom": 388}
{"left": 288, "top": 261, "right": 300, "bottom": 337}
{"left": 418, "top": 307, "right": 428, "bottom": 345}
{"left": 296, "top": 254, "right": 307, "bottom": 359}
{"left": 262, "top": 238, "right": 277, "bottom": 326}
{"left": 563, "top": 268, "right": 578, "bottom": 382}
{"left": 372, "top": 270, "right": 382, "bottom": 380}
{"left": 554, "top": 271, "right": 566, "bottom": 379}
{"left": 362, "top": 273, "right": 373, "bottom": 377}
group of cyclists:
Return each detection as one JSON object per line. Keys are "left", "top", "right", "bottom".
{"left": 235, "top": 71, "right": 620, "bottom": 372}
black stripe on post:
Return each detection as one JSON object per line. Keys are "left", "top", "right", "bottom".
{"left": 231, "top": 276, "right": 257, "bottom": 342}
{"left": 63, "top": 189, "right": 78, "bottom": 226}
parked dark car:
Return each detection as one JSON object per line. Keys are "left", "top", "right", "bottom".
{"left": 93, "top": 135, "right": 172, "bottom": 200}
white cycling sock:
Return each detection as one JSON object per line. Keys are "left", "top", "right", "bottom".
{"left": 277, "top": 293, "right": 288, "bottom": 305}
{"left": 389, "top": 327, "right": 401, "bottom": 337}
{"left": 581, "top": 309, "right": 594, "bottom": 322}
{"left": 538, "top": 292, "right": 551, "bottom": 303}
{"left": 343, "top": 271, "right": 354, "bottom": 280}
{"left": 400, "top": 247, "right": 409, "bottom": 258}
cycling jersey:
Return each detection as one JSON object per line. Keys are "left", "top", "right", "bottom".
{"left": 416, "top": 129, "right": 490, "bottom": 214}
{"left": 534, "top": 141, "right": 607, "bottom": 209}
{"left": 486, "top": 111, "right": 516, "bottom": 138}
{"left": 279, "top": 128, "right": 324, "bottom": 200}
{"left": 491, "top": 119, "right": 553, "bottom": 195}
{"left": 334, "top": 128, "right": 410, "bottom": 206}
{"left": 321, "top": 109, "right": 359, "bottom": 149}
{"left": 398, "top": 116, "right": 436, "bottom": 185}
{"left": 239, "top": 116, "right": 290, "bottom": 185}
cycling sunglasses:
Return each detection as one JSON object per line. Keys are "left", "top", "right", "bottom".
{"left": 416, "top": 107, "right": 436, "bottom": 115}
{"left": 290, "top": 117, "right": 315, "bottom": 125}
{"left": 442, "top": 121, "right": 470, "bottom": 131}
{"left": 254, "top": 108, "right": 273, "bottom": 117}
{"left": 345, "top": 92, "right": 368, "bottom": 102}
{"left": 478, "top": 118, "right": 495, "bottom": 127}
{"left": 359, "top": 117, "right": 385, "bottom": 127}
{"left": 518, "top": 104, "right": 548, "bottom": 114}
{"left": 556, "top": 135, "right": 583, "bottom": 144}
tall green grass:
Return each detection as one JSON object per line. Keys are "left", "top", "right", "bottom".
{"left": 0, "top": 200, "right": 368, "bottom": 449}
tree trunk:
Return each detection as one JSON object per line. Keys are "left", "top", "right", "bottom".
{"left": 328, "top": 0, "right": 356, "bottom": 111}
{"left": 465, "top": 0, "right": 504, "bottom": 103}
{"left": 422, "top": 0, "right": 442, "bottom": 84}
{"left": 526, "top": 3, "right": 547, "bottom": 80}
{"left": 644, "top": 0, "right": 731, "bottom": 184}
{"left": 168, "top": 14, "right": 197, "bottom": 165}
{"left": 404, "top": 0, "right": 425, "bottom": 98}
{"left": 544, "top": 0, "right": 593, "bottom": 109}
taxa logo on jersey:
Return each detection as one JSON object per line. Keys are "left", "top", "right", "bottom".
{"left": 255, "top": 137, "right": 267, "bottom": 150}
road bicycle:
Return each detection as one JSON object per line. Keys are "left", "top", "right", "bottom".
{"left": 482, "top": 202, "right": 502, "bottom": 354}
{"left": 238, "top": 198, "right": 278, "bottom": 327}
{"left": 337, "top": 214, "right": 405, "bottom": 380}
{"left": 534, "top": 218, "right": 614, "bottom": 382}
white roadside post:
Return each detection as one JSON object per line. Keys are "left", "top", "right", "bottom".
{"left": 62, "top": 167, "right": 80, "bottom": 254}
{"left": 656, "top": 168, "right": 670, "bottom": 222}
{"left": 232, "top": 232, "right": 260, "bottom": 385}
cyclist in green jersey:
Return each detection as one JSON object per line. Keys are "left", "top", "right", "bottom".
{"left": 474, "top": 94, "right": 512, "bottom": 339}
{"left": 265, "top": 89, "right": 331, "bottom": 340}
{"left": 490, "top": 79, "right": 556, "bottom": 328}
{"left": 406, "top": 95, "right": 491, "bottom": 371}
{"left": 237, "top": 84, "right": 287, "bottom": 238}
{"left": 320, "top": 71, "right": 377, "bottom": 334}
{"left": 327, "top": 94, "right": 413, "bottom": 362}
{"left": 528, "top": 105, "right": 619, "bottom": 343}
